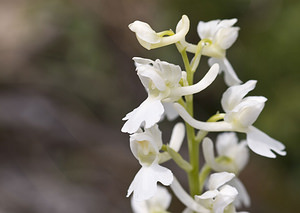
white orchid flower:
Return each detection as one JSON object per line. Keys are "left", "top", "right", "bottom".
{"left": 203, "top": 133, "right": 248, "bottom": 174}
{"left": 174, "top": 80, "right": 286, "bottom": 158}
{"left": 121, "top": 58, "right": 219, "bottom": 134}
{"left": 197, "top": 19, "right": 239, "bottom": 58}
{"left": 127, "top": 125, "right": 173, "bottom": 201}
{"left": 173, "top": 172, "right": 239, "bottom": 213}
{"left": 129, "top": 15, "right": 190, "bottom": 50}
{"left": 131, "top": 185, "right": 171, "bottom": 213}
{"left": 202, "top": 134, "right": 250, "bottom": 208}
{"left": 197, "top": 19, "right": 241, "bottom": 86}
{"left": 195, "top": 172, "right": 238, "bottom": 213}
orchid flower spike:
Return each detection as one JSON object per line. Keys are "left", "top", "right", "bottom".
{"left": 131, "top": 185, "right": 172, "bottom": 213}
{"left": 174, "top": 80, "right": 286, "bottom": 158}
{"left": 121, "top": 58, "right": 219, "bottom": 134}
{"left": 129, "top": 15, "right": 190, "bottom": 50}
{"left": 202, "top": 134, "right": 251, "bottom": 208}
{"left": 197, "top": 19, "right": 241, "bottom": 86}
{"left": 127, "top": 125, "right": 173, "bottom": 201}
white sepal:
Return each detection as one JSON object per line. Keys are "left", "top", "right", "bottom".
{"left": 208, "top": 57, "right": 242, "bottom": 86}
{"left": 208, "top": 172, "right": 235, "bottom": 190}
{"left": 221, "top": 80, "right": 257, "bottom": 113}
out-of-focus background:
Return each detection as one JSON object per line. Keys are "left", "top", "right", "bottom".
{"left": 0, "top": 0, "right": 299, "bottom": 212}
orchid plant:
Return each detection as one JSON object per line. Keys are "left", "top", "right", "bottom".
{"left": 122, "top": 15, "right": 286, "bottom": 213}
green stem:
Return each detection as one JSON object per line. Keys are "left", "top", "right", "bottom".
{"left": 199, "top": 164, "right": 211, "bottom": 194}
{"left": 166, "top": 146, "right": 193, "bottom": 173}
{"left": 180, "top": 49, "right": 200, "bottom": 196}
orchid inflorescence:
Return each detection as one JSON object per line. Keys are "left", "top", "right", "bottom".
{"left": 122, "top": 15, "right": 286, "bottom": 213}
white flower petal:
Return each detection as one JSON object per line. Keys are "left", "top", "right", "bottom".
{"left": 156, "top": 59, "right": 182, "bottom": 88}
{"left": 127, "top": 164, "right": 173, "bottom": 201}
{"left": 230, "top": 178, "right": 251, "bottom": 208}
{"left": 155, "top": 15, "right": 190, "bottom": 48}
{"left": 218, "top": 19, "right": 238, "bottom": 28}
{"left": 227, "top": 96, "right": 267, "bottom": 128}
{"left": 202, "top": 138, "right": 226, "bottom": 171}
{"left": 134, "top": 57, "right": 183, "bottom": 96}
{"left": 215, "top": 27, "right": 239, "bottom": 49}
{"left": 129, "top": 21, "right": 161, "bottom": 49}
{"left": 216, "top": 132, "right": 239, "bottom": 156}
{"left": 129, "top": 15, "right": 189, "bottom": 50}
{"left": 208, "top": 57, "right": 242, "bottom": 86}
{"left": 137, "top": 63, "right": 166, "bottom": 91}
{"left": 163, "top": 102, "right": 179, "bottom": 120}
{"left": 182, "top": 208, "right": 193, "bottom": 213}
{"left": 208, "top": 172, "right": 235, "bottom": 190}
{"left": 171, "top": 64, "right": 219, "bottom": 98}
{"left": 130, "top": 125, "right": 162, "bottom": 163}
{"left": 246, "top": 126, "right": 286, "bottom": 158}
{"left": 197, "top": 20, "right": 220, "bottom": 39}
{"left": 197, "top": 190, "right": 219, "bottom": 199}
{"left": 213, "top": 185, "right": 238, "bottom": 213}
{"left": 170, "top": 177, "right": 210, "bottom": 213}
{"left": 219, "top": 185, "right": 239, "bottom": 197}
{"left": 133, "top": 57, "right": 154, "bottom": 67}
{"left": 122, "top": 98, "right": 164, "bottom": 134}
{"left": 131, "top": 185, "right": 172, "bottom": 213}
{"left": 169, "top": 122, "right": 185, "bottom": 152}
{"left": 174, "top": 103, "right": 235, "bottom": 132}
{"left": 131, "top": 199, "right": 148, "bottom": 213}
{"left": 208, "top": 133, "right": 249, "bottom": 173}
{"left": 221, "top": 80, "right": 257, "bottom": 112}
{"left": 148, "top": 185, "right": 172, "bottom": 210}
{"left": 146, "top": 124, "right": 163, "bottom": 148}
{"left": 159, "top": 122, "right": 185, "bottom": 164}
{"left": 234, "top": 140, "right": 249, "bottom": 172}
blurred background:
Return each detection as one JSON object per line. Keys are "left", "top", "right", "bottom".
{"left": 0, "top": 0, "right": 299, "bottom": 212}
